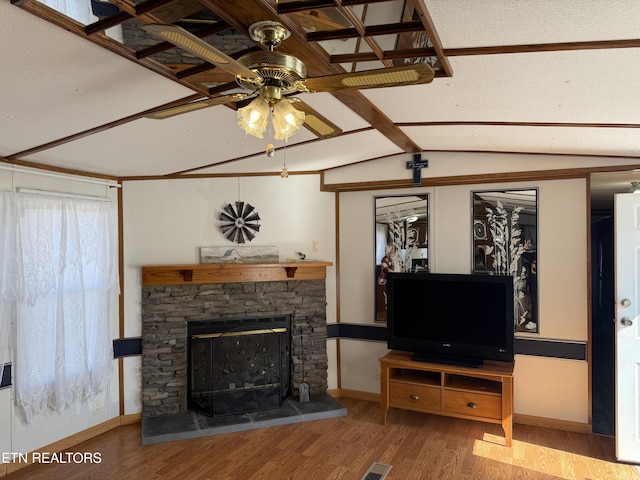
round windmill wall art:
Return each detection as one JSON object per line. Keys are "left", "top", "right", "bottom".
{"left": 200, "top": 201, "right": 278, "bottom": 264}
{"left": 219, "top": 201, "right": 261, "bottom": 244}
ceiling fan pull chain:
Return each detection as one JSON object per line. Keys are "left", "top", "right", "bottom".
{"left": 281, "top": 140, "right": 289, "bottom": 178}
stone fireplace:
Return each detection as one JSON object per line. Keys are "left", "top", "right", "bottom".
{"left": 141, "top": 262, "right": 333, "bottom": 421}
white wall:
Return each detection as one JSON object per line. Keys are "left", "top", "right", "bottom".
{"left": 121, "top": 174, "right": 338, "bottom": 412}
{"left": 335, "top": 153, "right": 590, "bottom": 424}
{"left": 0, "top": 168, "right": 120, "bottom": 459}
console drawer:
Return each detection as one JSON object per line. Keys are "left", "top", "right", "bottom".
{"left": 389, "top": 381, "right": 441, "bottom": 413}
{"left": 443, "top": 390, "right": 501, "bottom": 420}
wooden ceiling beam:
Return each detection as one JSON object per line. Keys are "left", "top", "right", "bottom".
{"left": 85, "top": 11, "right": 132, "bottom": 35}
{"left": 333, "top": 90, "right": 422, "bottom": 153}
{"left": 445, "top": 39, "right": 640, "bottom": 56}
{"left": 306, "top": 20, "right": 425, "bottom": 41}
{"left": 277, "top": 1, "right": 339, "bottom": 15}
{"left": 276, "top": 0, "right": 380, "bottom": 15}
{"left": 411, "top": 0, "right": 452, "bottom": 77}
{"left": 330, "top": 46, "right": 438, "bottom": 64}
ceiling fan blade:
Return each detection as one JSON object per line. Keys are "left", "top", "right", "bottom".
{"left": 290, "top": 99, "right": 343, "bottom": 139}
{"left": 302, "top": 63, "right": 435, "bottom": 93}
{"left": 143, "top": 24, "right": 260, "bottom": 80}
{"left": 146, "top": 93, "right": 248, "bottom": 120}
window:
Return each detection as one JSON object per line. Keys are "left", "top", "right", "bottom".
{"left": 0, "top": 191, "right": 118, "bottom": 422}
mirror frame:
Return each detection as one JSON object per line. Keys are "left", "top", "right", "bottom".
{"left": 374, "top": 194, "right": 429, "bottom": 323}
{"left": 472, "top": 188, "right": 539, "bottom": 334}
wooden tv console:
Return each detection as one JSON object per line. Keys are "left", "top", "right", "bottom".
{"left": 379, "top": 350, "right": 515, "bottom": 447}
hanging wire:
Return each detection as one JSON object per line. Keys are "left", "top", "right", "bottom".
{"left": 281, "top": 140, "right": 289, "bottom": 178}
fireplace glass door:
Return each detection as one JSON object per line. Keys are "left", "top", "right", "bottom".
{"left": 188, "top": 316, "right": 290, "bottom": 416}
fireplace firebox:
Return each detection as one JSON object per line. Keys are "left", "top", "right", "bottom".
{"left": 187, "top": 315, "right": 291, "bottom": 416}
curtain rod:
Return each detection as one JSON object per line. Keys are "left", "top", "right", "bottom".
{"left": 0, "top": 165, "right": 121, "bottom": 188}
{"left": 16, "top": 187, "right": 113, "bottom": 202}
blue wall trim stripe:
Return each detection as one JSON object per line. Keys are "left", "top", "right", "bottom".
{"left": 1, "top": 363, "right": 11, "bottom": 389}
{"left": 110, "top": 327, "right": 587, "bottom": 361}
{"left": 113, "top": 338, "right": 142, "bottom": 357}
{"left": 4, "top": 329, "right": 587, "bottom": 390}
{"left": 514, "top": 338, "right": 587, "bottom": 361}
{"left": 328, "top": 323, "right": 388, "bottom": 342}
{"left": 327, "top": 324, "right": 587, "bottom": 361}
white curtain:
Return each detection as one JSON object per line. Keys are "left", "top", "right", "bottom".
{"left": 0, "top": 194, "right": 18, "bottom": 368}
{"left": 0, "top": 191, "right": 118, "bottom": 422}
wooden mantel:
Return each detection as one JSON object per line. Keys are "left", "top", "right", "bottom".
{"left": 141, "top": 261, "right": 333, "bottom": 286}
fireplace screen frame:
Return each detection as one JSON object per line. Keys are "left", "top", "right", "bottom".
{"left": 187, "top": 315, "right": 291, "bottom": 417}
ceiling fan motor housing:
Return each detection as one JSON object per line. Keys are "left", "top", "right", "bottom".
{"left": 236, "top": 51, "right": 307, "bottom": 92}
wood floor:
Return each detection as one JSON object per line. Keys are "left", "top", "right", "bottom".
{"left": 5, "top": 398, "right": 640, "bottom": 480}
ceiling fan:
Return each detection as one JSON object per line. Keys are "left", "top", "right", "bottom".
{"left": 143, "top": 20, "right": 435, "bottom": 140}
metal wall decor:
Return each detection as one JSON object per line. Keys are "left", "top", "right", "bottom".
{"left": 219, "top": 201, "right": 261, "bottom": 243}
{"left": 472, "top": 189, "right": 538, "bottom": 333}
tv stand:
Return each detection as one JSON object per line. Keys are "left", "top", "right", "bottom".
{"left": 411, "top": 352, "right": 483, "bottom": 368}
{"left": 380, "top": 350, "right": 514, "bottom": 447}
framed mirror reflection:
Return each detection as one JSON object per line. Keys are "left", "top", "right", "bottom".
{"left": 472, "top": 189, "right": 538, "bottom": 333}
{"left": 375, "top": 194, "right": 429, "bottom": 323}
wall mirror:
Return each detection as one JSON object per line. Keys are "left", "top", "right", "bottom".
{"left": 472, "top": 189, "right": 538, "bottom": 333}
{"left": 375, "top": 194, "right": 429, "bottom": 323}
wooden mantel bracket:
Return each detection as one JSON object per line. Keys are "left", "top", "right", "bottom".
{"left": 181, "top": 269, "right": 194, "bottom": 282}
{"left": 284, "top": 266, "right": 298, "bottom": 278}
{"left": 141, "top": 261, "right": 333, "bottom": 286}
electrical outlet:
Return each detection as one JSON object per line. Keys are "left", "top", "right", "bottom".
{"left": 375, "top": 366, "right": 381, "bottom": 380}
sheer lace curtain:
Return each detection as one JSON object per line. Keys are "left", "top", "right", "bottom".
{"left": 0, "top": 191, "right": 118, "bottom": 423}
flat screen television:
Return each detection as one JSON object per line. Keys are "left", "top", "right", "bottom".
{"left": 386, "top": 272, "right": 515, "bottom": 367}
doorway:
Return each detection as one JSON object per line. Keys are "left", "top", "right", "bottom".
{"left": 590, "top": 171, "right": 640, "bottom": 437}
{"left": 590, "top": 212, "right": 615, "bottom": 435}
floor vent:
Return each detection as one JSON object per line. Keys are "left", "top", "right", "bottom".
{"left": 361, "top": 462, "right": 392, "bottom": 480}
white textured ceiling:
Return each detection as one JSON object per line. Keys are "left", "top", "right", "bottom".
{"left": 425, "top": 0, "right": 640, "bottom": 46}
{"left": 1, "top": 0, "right": 640, "bottom": 185}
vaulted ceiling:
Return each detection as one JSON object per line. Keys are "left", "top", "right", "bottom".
{"left": 2, "top": 0, "right": 640, "bottom": 183}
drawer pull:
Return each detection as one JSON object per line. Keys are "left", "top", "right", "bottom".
{"left": 409, "top": 394, "right": 420, "bottom": 400}
{"left": 467, "top": 402, "right": 478, "bottom": 409}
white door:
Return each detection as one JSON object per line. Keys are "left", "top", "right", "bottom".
{"left": 614, "top": 192, "right": 640, "bottom": 464}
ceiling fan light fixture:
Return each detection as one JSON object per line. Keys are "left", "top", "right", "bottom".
{"left": 237, "top": 97, "right": 269, "bottom": 138}
{"left": 272, "top": 99, "right": 305, "bottom": 140}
